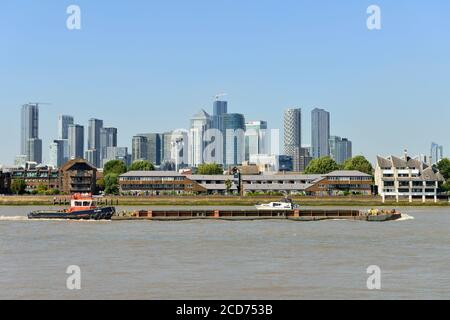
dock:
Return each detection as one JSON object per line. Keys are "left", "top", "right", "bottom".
{"left": 112, "top": 209, "right": 402, "bottom": 222}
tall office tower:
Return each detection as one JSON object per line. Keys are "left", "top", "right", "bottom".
{"left": 27, "top": 138, "right": 42, "bottom": 164}
{"left": 21, "top": 104, "right": 40, "bottom": 159}
{"left": 329, "top": 136, "right": 352, "bottom": 165}
{"left": 100, "top": 127, "right": 118, "bottom": 161}
{"left": 132, "top": 135, "right": 148, "bottom": 163}
{"left": 68, "top": 124, "right": 85, "bottom": 159}
{"left": 103, "top": 147, "right": 131, "bottom": 167}
{"left": 87, "top": 118, "right": 103, "bottom": 167}
{"left": 223, "top": 113, "right": 246, "bottom": 167}
{"left": 58, "top": 115, "right": 74, "bottom": 140}
{"left": 136, "top": 133, "right": 162, "bottom": 165}
{"left": 283, "top": 108, "right": 302, "bottom": 157}
{"left": 293, "top": 147, "right": 313, "bottom": 172}
{"left": 188, "top": 110, "right": 211, "bottom": 167}
{"left": 162, "top": 132, "right": 174, "bottom": 163}
{"left": 431, "top": 142, "right": 444, "bottom": 165}
{"left": 100, "top": 127, "right": 118, "bottom": 149}
{"left": 212, "top": 100, "right": 228, "bottom": 133}
{"left": 49, "top": 140, "right": 65, "bottom": 168}
{"left": 311, "top": 108, "right": 330, "bottom": 159}
{"left": 87, "top": 118, "right": 103, "bottom": 150}
{"left": 245, "top": 120, "right": 268, "bottom": 161}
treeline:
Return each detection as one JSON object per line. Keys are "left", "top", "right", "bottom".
{"left": 98, "top": 160, "right": 155, "bottom": 195}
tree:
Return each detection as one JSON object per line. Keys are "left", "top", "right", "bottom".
{"left": 104, "top": 173, "right": 120, "bottom": 195}
{"left": 197, "top": 163, "right": 224, "bottom": 175}
{"left": 11, "top": 179, "right": 27, "bottom": 195}
{"left": 304, "top": 157, "right": 340, "bottom": 174}
{"left": 437, "top": 158, "right": 450, "bottom": 180}
{"left": 225, "top": 179, "right": 233, "bottom": 194}
{"left": 343, "top": 156, "right": 374, "bottom": 176}
{"left": 129, "top": 160, "right": 155, "bottom": 171}
{"left": 103, "top": 160, "right": 127, "bottom": 176}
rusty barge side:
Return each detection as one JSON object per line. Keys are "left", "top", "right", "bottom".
{"left": 112, "top": 209, "right": 402, "bottom": 222}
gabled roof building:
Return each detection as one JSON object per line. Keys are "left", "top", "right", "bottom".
{"left": 374, "top": 151, "right": 445, "bottom": 203}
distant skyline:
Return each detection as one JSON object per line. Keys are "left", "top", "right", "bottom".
{"left": 1, "top": 0, "right": 449, "bottom": 165}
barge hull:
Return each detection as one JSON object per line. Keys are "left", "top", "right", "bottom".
{"left": 113, "top": 209, "right": 402, "bottom": 222}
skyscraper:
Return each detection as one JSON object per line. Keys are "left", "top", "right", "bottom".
{"left": 27, "top": 138, "right": 42, "bottom": 164}
{"left": 311, "top": 108, "right": 330, "bottom": 159}
{"left": 21, "top": 104, "right": 40, "bottom": 159}
{"left": 87, "top": 118, "right": 103, "bottom": 167}
{"left": 245, "top": 120, "right": 268, "bottom": 161}
{"left": 136, "top": 133, "right": 163, "bottom": 165}
{"left": 101, "top": 127, "right": 118, "bottom": 162}
{"left": 223, "top": 113, "right": 246, "bottom": 167}
{"left": 68, "top": 124, "right": 84, "bottom": 159}
{"left": 58, "top": 115, "right": 74, "bottom": 140}
{"left": 103, "top": 147, "right": 131, "bottom": 167}
{"left": 284, "top": 108, "right": 302, "bottom": 158}
{"left": 329, "top": 136, "right": 352, "bottom": 165}
{"left": 132, "top": 136, "right": 148, "bottom": 163}
{"left": 100, "top": 127, "right": 118, "bottom": 149}
{"left": 431, "top": 142, "right": 444, "bottom": 165}
{"left": 49, "top": 140, "right": 65, "bottom": 168}
{"left": 188, "top": 110, "right": 211, "bottom": 167}
{"left": 212, "top": 100, "right": 228, "bottom": 134}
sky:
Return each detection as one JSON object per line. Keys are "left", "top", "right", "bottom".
{"left": 1, "top": 0, "right": 449, "bottom": 165}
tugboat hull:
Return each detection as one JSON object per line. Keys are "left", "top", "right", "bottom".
{"left": 28, "top": 207, "right": 115, "bottom": 220}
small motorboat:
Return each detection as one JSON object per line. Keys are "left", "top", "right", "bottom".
{"left": 28, "top": 193, "right": 115, "bottom": 220}
{"left": 255, "top": 198, "right": 297, "bottom": 211}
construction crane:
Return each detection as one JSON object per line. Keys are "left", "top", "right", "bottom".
{"left": 214, "top": 93, "right": 228, "bottom": 101}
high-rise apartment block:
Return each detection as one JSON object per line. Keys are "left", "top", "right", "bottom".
{"left": 311, "top": 108, "right": 330, "bottom": 159}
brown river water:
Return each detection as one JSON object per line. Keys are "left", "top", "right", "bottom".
{"left": 0, "top": 206, "right": 449, "bottom": 300}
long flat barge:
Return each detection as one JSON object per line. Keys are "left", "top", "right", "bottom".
{"left": 112, "top": 209, "right": 402, "bottom": 222}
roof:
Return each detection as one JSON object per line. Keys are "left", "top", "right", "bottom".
{"left": 192, "top": 109, "right": 210, "bottom": 119}
{"left": 242, "top": 174, "right": 323, "bottom": 182}
{"left": 324, "top": 170, "right": 372, "bottom": 178}
{"left": 244, "top": 184, "right": 313, "bottom": 191}
{"left": 189, "top": 175, "right": 235, "bottom": 181}
{"left": 61, "top": 158, "right": 96, "bottom": 171}
{"left": 120, "top": 171, "right": 183, "bottom": 178}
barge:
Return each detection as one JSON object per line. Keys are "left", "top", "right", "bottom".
{"left": 113, "top": 207, "right": 402, "bottom": 222}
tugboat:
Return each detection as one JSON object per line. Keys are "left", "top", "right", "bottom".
{"left": 28, "top": 193, "right": 115, "bottom": 220}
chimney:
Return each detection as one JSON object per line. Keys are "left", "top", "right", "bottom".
{"left": 404, "top": 149, "right": 408, "bottom": 161}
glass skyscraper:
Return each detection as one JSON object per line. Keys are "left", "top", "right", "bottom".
{"left": 329, "top": 136, "right": 352, "bottom": 165}
{"left": 223, "top": 113, "right": 245, "bottom": 167}
{"left": 245, "top": 120, "right": 268, "bottom": 161}
{"left": 21, "top": 104, "right": 40, "bottom": 160}
{"left": 311, "top": 108, "right": 330, "bottom": 159}
{"left": 68, "top": 124, "right": 85, "bottom": 159}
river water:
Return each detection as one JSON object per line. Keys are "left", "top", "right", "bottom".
{"left": 0, "top": 206, "right": 449, "bottom": 300}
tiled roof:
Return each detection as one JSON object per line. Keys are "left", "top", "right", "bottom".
{"left": 324, "top": 170, "right": 372, "bottom": 177}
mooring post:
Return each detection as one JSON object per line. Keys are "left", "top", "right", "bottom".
{"left": 294, "top": 210, "right": 300, "bottom": 218}
{"left": 214, "top": 210, "right": 220, "bottom": 218}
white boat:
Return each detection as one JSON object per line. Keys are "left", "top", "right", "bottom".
{"left": 255, "top": 201, "right": 294, "bottom": 210}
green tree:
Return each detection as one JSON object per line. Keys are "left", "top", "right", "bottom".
{"left": 36, "top": 184, "right": 48, "bottom": 195}
{"left": 225, "top": 179, "right": 233, "bottom": 194}
{"left": 342, "top": 156, "right": 374, "bottom": 176}
{"left": 437, "top": 158, "right": 450, "bottom": 180}
{"left": 103, "top": 160, "right": 127, "bottom": 176}
{"left": 104, "top": 173, "right": 120, "bottom": 195}
{"left": 304, "top": 157, "right": 340, "bottom": 174}
{"left": 129, "top": 160, "right": 155, "bottom": 171}
{"left": 11, "top": 179, "right": 27, "bottom": 195}
{"left": 197, "top": 163, "right": 224, "bottom": 175}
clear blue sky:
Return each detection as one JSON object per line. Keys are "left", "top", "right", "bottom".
{"left": 1, "top": 0, "right": 449, "bottom": 165}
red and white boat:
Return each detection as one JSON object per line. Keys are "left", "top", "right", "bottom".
{"left": 28, "top": 193, "right": 115, "bottom": 220}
